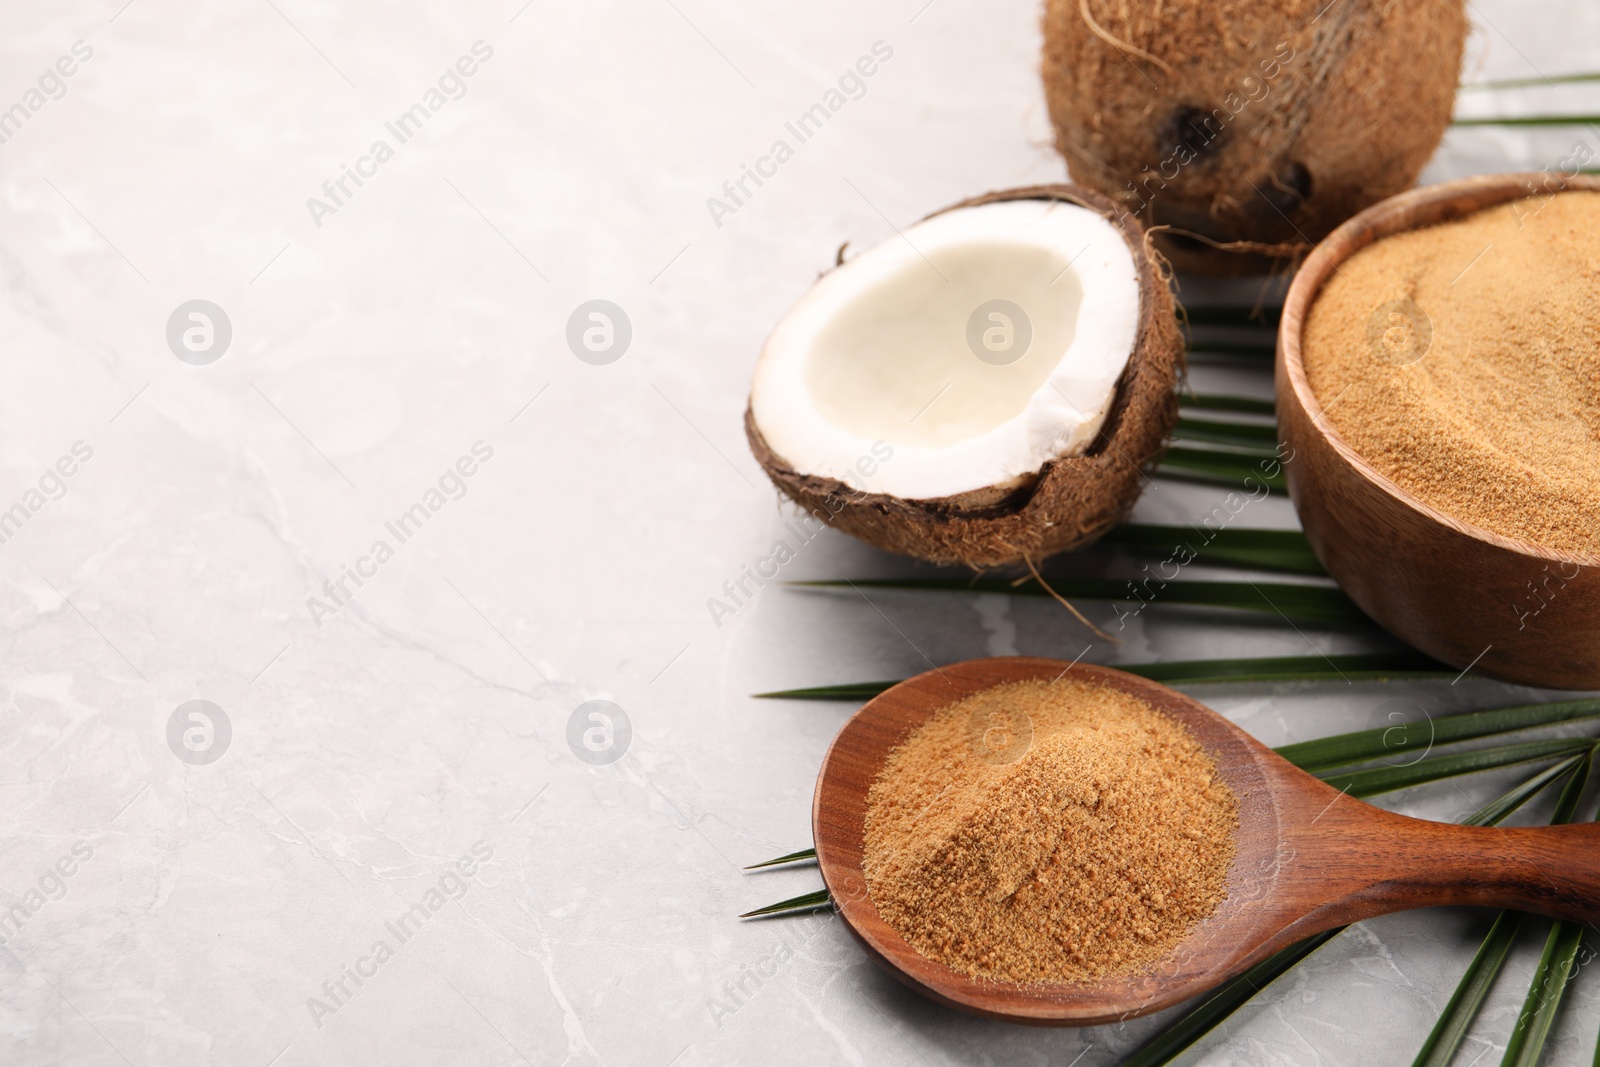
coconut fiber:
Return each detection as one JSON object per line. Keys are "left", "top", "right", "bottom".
{"left": 1042, "top": 0, "right": 1467, "bottom": 272}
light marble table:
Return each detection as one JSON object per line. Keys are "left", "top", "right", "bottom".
{"left": 2, "top": 1, "right": 1598, "bottom": 1064}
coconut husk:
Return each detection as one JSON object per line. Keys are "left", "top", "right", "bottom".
{"left": 746, "top": 183, "right": 1183, "bottom": 569}
{"left": 1042, "top": 0, "right": 1467, "bottom": 275}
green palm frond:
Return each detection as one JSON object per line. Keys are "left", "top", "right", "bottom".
{"left": 1102, "top": 524, "right": 1322, "bottom": 575}
{"left": 1460, "top": 71, "right": 1600, "bottom": 91}
{"left": 1454, "top": 114, "right": 1600, "bottom": 126}
{"left": 1122, "top": 929, "right": 1341, "bottom": 1067}
{"left": 1320, "top": 739, "right": 1594, "bottom": 797}
{"left": 1418, "top": 756, "right": 1594, "bottom": 1067}
{"left": 1173, "top": 416, "right": 1281, "bottom": 450}
{"left": 1127, "top": 652, "right": 1448, "bottom": 684}
{"left": 1156, "top": 447, "right": 1286, "bottom": 492}
{"left": 743, "top": 848, "right": 817, "bottom": 870}
{"left": 754, "top": 651, "right": 1449, "bottom": 700}
{"left": 1178, "top": 393, "right": 1276, "bottom": 417}
{"left": 1502, "top": 921, "right": 1588, "bottom": 1066}
{"left": 739, "top": 889, "right": 832, "bottom": 920}
{"left": 790, "top": 576, "right": 1361, "bottom": 625}
{"left": 1413, "top": 912, "right": 1528, "bottom": 1067}
{"left": 1186, "top": 339, "right": 1277, "bottom": 359}
{"left": 1279, "top": 699, "right": 1600, "bottom": 772}
{"left": 1180, "top": 305, "right": 1282, "bottom": 328}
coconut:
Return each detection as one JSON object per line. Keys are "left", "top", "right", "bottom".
{"left": 1042, "top": 0, "right": 1467, "bottom": 274}
{"left": 745, "top": 185, "right": 1181, "bottom": 569}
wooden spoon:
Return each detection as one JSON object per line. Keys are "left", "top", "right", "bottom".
{"left": 813, "top": 656, "right": 1600, "bottom": 1025}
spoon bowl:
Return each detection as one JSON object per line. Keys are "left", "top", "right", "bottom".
{"left": 813, "top": 656, "right": 1600, "bottom": 1024}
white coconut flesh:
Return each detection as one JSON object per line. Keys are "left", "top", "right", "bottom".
{"left": 750, "top": 198, "right": 1142, "bottom": 502}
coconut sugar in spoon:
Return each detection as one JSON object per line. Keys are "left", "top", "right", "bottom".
{"left": 813, "top": 656, "right": 1600, "bottom": 1025}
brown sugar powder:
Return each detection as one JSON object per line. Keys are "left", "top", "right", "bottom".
{"left": 1302, "top": 191, "right": 1600, "bottom": 554}
{"left": 861, "top": 677, "right": 1238, "bottom": 984}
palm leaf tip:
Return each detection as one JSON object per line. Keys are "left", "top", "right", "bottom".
{"left": 740, "top": 889, "right": 833, "bottom": 919}
{"left": 744, "top": 847, "right": 817, "bottom": 870}
{"left": 753, "top": 681, "right": 896, "bottom": 700}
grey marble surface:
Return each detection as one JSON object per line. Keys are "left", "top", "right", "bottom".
{"left": 1, "top": 1, "right": 1598, "bottom": 1064}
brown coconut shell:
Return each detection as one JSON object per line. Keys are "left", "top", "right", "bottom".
{"left": 745, "top": 184, "right": 1183, "bottom": 569}
{"left": 1042, "top": 0, "right": 1467, "bottom": 275}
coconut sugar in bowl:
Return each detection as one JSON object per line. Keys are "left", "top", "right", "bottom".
{"left": 1278, "top": 173, "right": 1600, "bottom": 689}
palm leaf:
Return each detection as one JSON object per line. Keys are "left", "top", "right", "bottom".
{"left": 1155, "top": 468, "right": 1285, "bottom": 495}
{"left": 1454, "top": 114, "right": 1600, "bottom": 127}
{"left": 753, "top": 652, "right": 1447, "bottom": 700}
{"left": 1545, "top": 748, "right": 1590, "bottom": 827}
{"left": 1167, "top": 444, "right": 1283, "bottom": 467}
{"left": 754, "top": 680, "right": 899, "bottom": 700}
{"left": 1102, "top": 524, "right": 1323, "bottom": 576}
{"left": 744, "top": 847, "right": 818, "bottom": 870}
{"left": 1123, "top": 928, "right": 1343, "bottom": 1067}
{"left": 1417, "top": 916, "right": 1529, "bottom": 1067}
{"left": 791, "top": 576, "right": 1364, "bottom": 626}
{"left": 1174, "top": 416, "right": 1281, "bottom": 450}
{"left": 1156, "top": 448, "right": 1286, "bottom": 492}
{"left": 740, "top": 889, "right": 832, "bottom": 919}
{"left": 1178, "top": 393, "right": 1277, "bottom": 417}
{"left": 1186, "top": 340, "right": 1277, "bottom": 359}
{"left": 1465, "top": 755, "right": 1590, "bottom": 830}
{"left": 1279, "top": 699, "right": 1600, "bottom": 772}
{"left": 1131, "top": 652, "right": 1448, "bottom": 684}
{"left": 1321, "top": 739, "right": 1594, "bottom": 797}
{"left": 1503, "top": 922, "right": 1588, "bottom": 1066}
{"left": 1460, "top": 71, "right": 1600, "bottom": 90}
{"left": 1499, "top": 754, "right": 1594, "bottom": 1067}
{"left": 1180, "top": 305, "right": 1282, "bottom": 328}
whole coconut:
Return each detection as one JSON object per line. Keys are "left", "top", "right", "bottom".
{"left": 1042, "top": 0, "right": 1468, "bottom": 273}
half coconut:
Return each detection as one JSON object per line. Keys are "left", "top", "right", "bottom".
{"left": 746, "top": 184, "right": 1182, "bottom": 568}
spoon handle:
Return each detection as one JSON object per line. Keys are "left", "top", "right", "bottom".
{"left": 1295, "top": 815, "right": 1600, "bottom": 928}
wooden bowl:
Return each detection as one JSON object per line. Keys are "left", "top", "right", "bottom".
{"left": 1277, "top": 172, "right": 1600, "bottom": 689}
